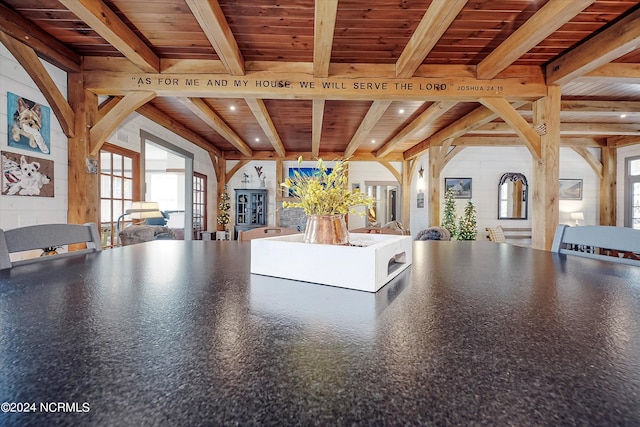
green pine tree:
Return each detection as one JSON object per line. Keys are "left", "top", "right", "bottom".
{"left": 442, "top": 188, "right": 458, "bottom": 239}
{"left": 458, "top": 200, "right": 478, "bottom": 241}
{"left": 217, "top": 185, "right": 231, "bottom": 230}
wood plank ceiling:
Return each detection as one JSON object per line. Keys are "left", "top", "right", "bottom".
{"left": 1, "top": 0, "right": 639, "bottom": 160}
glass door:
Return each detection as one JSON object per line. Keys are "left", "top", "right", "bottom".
{"left": 626, "top": 156, "right": 640, "bottom": 229}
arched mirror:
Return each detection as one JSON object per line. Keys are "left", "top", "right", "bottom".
{"left": 498, "top": 173, "right": 528, "bottom": 220}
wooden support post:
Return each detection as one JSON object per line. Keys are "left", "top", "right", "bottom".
{"left": 428, "top": 146, "right": 441, "bottom": 226}
{"left": 275, "top": 159, "right": 283, "bottom": 226}
{"left": 67, "top": 71, "right": 99, "bottom": 225}
{"left": 600, "top": 143, "right": 617, "bottom": 226}
{"left": 531, "top": 86, "right": 561, "bottom": 250}
{"left": 402, "top": 159, "right": 413, "bottom": 231}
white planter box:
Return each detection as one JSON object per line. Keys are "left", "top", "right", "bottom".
{"left": 250, "top": 233, "right": 412, "bottom": 292}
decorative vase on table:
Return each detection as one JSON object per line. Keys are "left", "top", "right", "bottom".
{"left": 281, "top": 157, "right": 374, "bottom": 246}
{"left": 304, "top": 214, "right": 349, "bottom": 245}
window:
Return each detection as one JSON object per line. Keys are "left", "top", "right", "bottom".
{"left": 100, "top": 144, "right": 140, "bottom": 247}
{"left": 193, "top": 172, "right": 207, "bottom": 239}
{"left": 626, "top": 156, "right": 640, "bottom": 229}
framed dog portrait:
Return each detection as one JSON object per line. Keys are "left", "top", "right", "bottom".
{"left": 2, "top": 151, "right": 54, "bottom": 197}
{"left": 7, "top": 92, "right": 51, "bottom": 155}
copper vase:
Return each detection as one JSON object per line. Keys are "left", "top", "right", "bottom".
{"left": 304, "top": 214, "right": 349, "bottom": 245}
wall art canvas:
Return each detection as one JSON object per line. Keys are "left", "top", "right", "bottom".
{"left": 7, "top": 92, "right": 51, "bottom": 155}
{"left": 559, "top": 179, "right": 583, "bottom": 200}
{"left": 445, "top": 177, "right": 472, "bottom": 199}
{"left": 2, "top": 151, "right": 54, "bottom": 197}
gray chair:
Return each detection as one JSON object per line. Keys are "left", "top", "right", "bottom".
{"left": 551, "top": 224, "right": 640, "bottom": 266}
{"left": 0, "top": 222, "right": 102, "bottom": 270}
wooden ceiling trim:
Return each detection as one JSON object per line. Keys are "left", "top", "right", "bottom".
{"left": 185, "top": 0, "right": 245, "bottom": 76}
{"left": 0, "top": 4, "right": 80, "bottom": 72}
{"left": 404, "top": 102, "right": 526, "bottom": 160}
{"left": 478, "top": 98, "right": 541, "bottom": 158}
{"left": 584, "top": 63, "right": 640, "bottom": 83}
{"left": 0, "top": 31, "right": 75, "bottom": 138}
{"left": 516, "top": 100, "right": 640, "bottom": 114}
{"left": 90, "top": 91, "right": 156, "bottom": 156}
{"left": 312, "top": 99, "right": 324, "bottom": 157}
{"left": 572, "top": 146, "right": 603, "bottom": 178}
{"left": 477, "top": 0, "right": 595, "bottom": 80}
{"left": 136, "top": 103, "right": 222, "bottom": 157}
{"left": 178, "top": 97, "right": 252, "bottom": 157}
{"left": 395, "top": 0, "right": 468, "bottom": 78}
{"left": 344, "top": 100, "right": 392, "bottom": 158}
{"left": 224, "top": 151, "right": 404, "bottom": 162}
{"left": 546, "top": 6, "right": 640, "bottom": 85}
{"left": 608, "top": 135, "right": 640, "bottom": 147}
{"left": 453, "top": 136, "right": 603, "bottom": 147}
{"left": 376, "top": 101, "right": 458, "bottom": 158}
{"left": 473, "top": 122, "right": 640, "bottom": 136}
{"left": 313, "top": 0, "right": 338, "bottom": 78}
{"left": 59, "top": 0, "right": 160, "bottom": 73}
{"left": 245, "top": 98, "right": 286, "bottom": 157}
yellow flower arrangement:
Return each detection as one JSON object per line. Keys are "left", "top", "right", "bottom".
{"left": 281, "top": 157, "right": 374, "bottom": 216}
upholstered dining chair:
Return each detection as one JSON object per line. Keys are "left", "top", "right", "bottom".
{"left": 486, "top": 226, "right": 507, "bottom": 243}
{"left": 0, "top": 222, "right": 102, "bottom": 269}
{"left": 551, "top": 224, "right": 640, "bottom": 266}
{"left": 237, "top": 226, "right": 301, "bottom": 241}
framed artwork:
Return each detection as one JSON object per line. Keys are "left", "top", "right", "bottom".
{"left": 7, "top": 92, "right": 51, "bottom": 155}
{"left": 2, "top": 151, "right": 54, "bottom": 197}
{"left": 445, "top": 177, "right": 472, "bottom": 199}
{"left": 287, "top": 167, "right": 332, "bottom": 197}
{"left": 559, "top": 179, "right": 583, "bottom": 200}
{"left": 417, "top": 192, "right": 424, "bottom": 208}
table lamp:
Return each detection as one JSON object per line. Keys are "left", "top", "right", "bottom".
{"left": 570, "top": 212, "right": 584, "bottom": 226}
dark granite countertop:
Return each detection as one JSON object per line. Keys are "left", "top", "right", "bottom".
{"left": 1, "top": 240, "right": 639, "bottom": 426}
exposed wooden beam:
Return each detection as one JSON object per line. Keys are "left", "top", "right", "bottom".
{"left": 185, "top": 0, "right": 244, "bottom": 76}
{"left": 404, "top": 103, "right": 526, "bottom": 159}
{"left": 97, "top": 96, "right": 121, "bottom": 122}
{"left": 90, "top": 91, "right": 156, "bottom": 156}
{"left": 479, "top": 97, "right": 541, "bottom": 160}
{"left": 546, "top": 6, "right": 640, "bottom": 85}
{"left": 453, "top": 136, "right": 604, "bottom": 147}
{"left": 59, "top": 0, "right": 159, "bottom": 73}
{"left": 84, "top": 68, "right": 547, "bottom": 101}
{"left": 396, "top": 0, "right": 467, "bottom": 78}
{"left": 224, "top": 151, "right": 404, "bottom": 162}
{"left": 245, "top": 99, "right": 286, "bottom": 158}
{"left": 584, "top": 63, "right": 640, "bottom": 83}
{"left": 344, "top": 101, "right": 392, "bottom": 158}
{"left": 473, "top": 122, "right": 640, "bottom": 136}
{"left": 0, "top": 6, "right": 80, "bottom": 72}
{"left": 572, "top": 147, "right": 603, "bottom": 178}
{"left": 226, "top": 160, "right": 249, "bottom": 183}
{"left": 379, "top": 161, "right": 402, "bottom": 184}
{"left": 179, "top": 97, "right": 252, "bottom": 157}
{"left": 559, "top": 100, "right": 640, "bottom": 114}
{"left": 376, "top": 101, "right": 458, "bottom": 158}
{"left": 313, "top": 0, "right": 338, "bottom": 78}
{"left": 136, "top": 103, "right": 222, "bottom": 157}
{"left": 477, "top": 0, "right": 594, "bottom": 79}
{"left": 608, "top": 135, "right": 640, "bottom": 147}
{"left": 312, "top": 99, "right": 325, "bottom": 157}
{"left": 0, "top": 32, "right": 75, "bottom": 138}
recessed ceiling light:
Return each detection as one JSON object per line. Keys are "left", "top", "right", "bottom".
{"left": 371, "top": 139, "right": 376, "bottom": 144}
{"left": 620, "top": 113, "right": 627, "bottom": 118}
{"left": 255, "top": 138, "right": 260, "bottom": 142}
{"left": 399, "top": 109, "right": 405, "bottom": 114}
{"left": 230, "top": 105, "right": 236, "bottom": 111}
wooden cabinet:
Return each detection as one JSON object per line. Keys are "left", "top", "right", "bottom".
{"left": 234, "top": 189, "right": 267, "bottom": 239}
